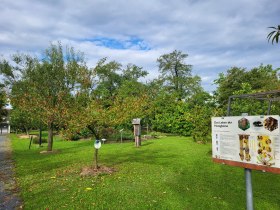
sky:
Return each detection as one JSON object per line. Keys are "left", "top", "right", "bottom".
{"left": 0, "top": 0, "right": 279, "bottom": 92}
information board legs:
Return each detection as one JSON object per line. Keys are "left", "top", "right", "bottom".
{"left": 245, "top": 168, "right": 254, "bottom": 210}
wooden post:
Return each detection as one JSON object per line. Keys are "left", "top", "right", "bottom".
{"left": 29, "top": 136, "right": 33, "bottom": 149}
{"left": 132, "top": 119, "right": 141, "bottom": 147}
{"left": 94, "top": 149, "right": 98, "bottom": 169}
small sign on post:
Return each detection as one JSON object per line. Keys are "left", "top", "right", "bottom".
{"left": 132, "top": 118, "right": 141, "bottom": 147}
{"left": 94, "top": 140, "right": 101, "bottom": 169}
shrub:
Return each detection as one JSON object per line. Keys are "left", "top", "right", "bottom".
{"left": 149, "top": 131, "right": 165, "bottom": 138}
{"left": 112, "top": 130, "right": 134, "bottom": 141}
{"left": 101, "top": 127, "right": 117, "bottom": 139}
{"left": 79, "top": 128, "right": 91, "bottom": 138}
{"left": 32, "top": 136, "right": 47, "bottom": 144}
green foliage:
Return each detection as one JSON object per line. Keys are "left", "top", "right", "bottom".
{"left": 61, "top": 127, "right": 92, "bottom": 141}
{"left": 122, "top": 64, "right": 148, "bottom": 81}
{"left": 92, "top": 58, "right": 122, "bottom": 104}
{"left": 230, "top": 83, "right": 269, "bottom": 116}
{"left": 0, "top": 42, "right": 91, "bottom": 151}
{"left": 214, "top": 65, "right": 280, "bottom": 108}
{"left": 111, "top": 129, "right": 134, "bottom": 141}
{"left": 267, "top": 25, "right": 280, "bottom": 44}
{"left": 0, "top": 86, "right": 7, "bottom": 112}
{"left": 10, "top": 108, "right": 35, "bottom": 134}
{"left": 79, "top": 128, "right": 92, "bottom": 138}
{"left": 149, "top": 131, "right": 167, "bottom": 138}
{"left": 151, "top": 95, "right": 193, "bottom": 136}
{"left": 32, "top": 136, "right": 47, "bottom": 144}
{"left": 157, "top": 50, "right": 201, "bottom": 100}
{"left": 186, "top": 104, "right": 223, "bottom": 144}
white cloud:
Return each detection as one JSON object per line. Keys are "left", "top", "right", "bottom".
{"left": 0, "top": 0, "right": 279, "bottom": 92}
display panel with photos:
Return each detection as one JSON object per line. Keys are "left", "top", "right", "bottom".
{"left": 212, "top": 115, "right": 280, "bottom": 174}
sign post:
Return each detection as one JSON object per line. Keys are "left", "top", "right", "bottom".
{"left": 212, "top": 115, "right": 280, "bottom": 209}
{"left": 241, "top": 113, "right": 253, "bottom": 210}
{"left": 245, "top": 168, "right": 253, "bottom": 210}
{"left": 132, "top": 118, "right": 141, "bottom": 147}
{"left": 120, "top": 129, "right": 124, "bottom": 143}
{"left": 94, "top": 140, "right": 101, "bottom": 169}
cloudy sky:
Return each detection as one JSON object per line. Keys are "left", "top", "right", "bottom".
{"left": 0, "top": 0, "right": 279, "bottom": 92}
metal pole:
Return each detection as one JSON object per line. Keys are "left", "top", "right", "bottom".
{"left": 227, "top": 97, "right": 232, "bottom": 116}
{"left": 241, "top": 112, "right": 254, "bottom": 210}
{"left": 94, "top": 149, "right": 98, "bottom": 169}
{"left": 245, "top": 168, "right": 254, "bottom": 210}
{"left": 267, "top": 100, "right": 272, "bottom": 115}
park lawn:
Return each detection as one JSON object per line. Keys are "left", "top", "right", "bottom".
{"left": 10, "top": 134, "right": 280, "bottom": 210}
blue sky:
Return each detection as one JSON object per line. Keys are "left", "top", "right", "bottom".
{"left": 0, "top": 0, "right": 279, "bottom": 92}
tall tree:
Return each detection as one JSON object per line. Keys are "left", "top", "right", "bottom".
{"left": 122, "top": 64, "right": 148, "bottom": 81}
{"left": 157, "top": 50, "right": 200, "bottom": 100}
{"left": 92, "top": 58, "right": 122, "bottom": 105}
{"left": 0, "top": 42, "right": 91, "bottom": 151}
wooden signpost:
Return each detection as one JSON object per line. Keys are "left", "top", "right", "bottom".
{"left": 132, "top": 118, "right": 141, "bottom": 147}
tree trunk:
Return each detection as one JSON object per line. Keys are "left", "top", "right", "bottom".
{"left": 39, "top": 126, "right": 42, "bottom": 146}
{"left": 25, "top": 126, "right": 29, "bottom": 135}
{"left": 94, "top": 149, "right": 98, "bottom": 169}
{"left": 87, "top": 125, "right": 100, "bottom": 139}
{"left": 47, "top": 122, "right": 53, "bottom": 151}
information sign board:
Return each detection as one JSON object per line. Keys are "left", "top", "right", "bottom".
{"left": 212, "top": 115, "right": 280, "bottom": 174}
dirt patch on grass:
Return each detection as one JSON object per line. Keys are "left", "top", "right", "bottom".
{"left": 17, "top": 134, "right": 30, "bottom": 139}
{"left": 80, "top": 166, "right": 116, "bottom": 176}
{"left": 39, "top": 150, "right": 60, "bottom": 154}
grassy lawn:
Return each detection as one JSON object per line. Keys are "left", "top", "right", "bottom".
{"left": 10, "top": 134, "right": 280, "bottom": 210}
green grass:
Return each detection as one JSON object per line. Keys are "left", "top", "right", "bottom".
{"left": 10, "top": 134, "right": 280, "bottom": 210}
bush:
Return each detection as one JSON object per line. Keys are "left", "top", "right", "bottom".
{"left": 149, "top": 131, "right": 166, "bottom": 138}
{"left": 101, "top": 127, "right": 117, "bottom": 139}
{"left": 79, "top": 128, "right": 91, "bottom": 138}
{"left": 32, "top": 136, "right": 47, "bottom": 144}
{"left": 69, "top": 133, "right": 80, "bottom": 141}
{"left": 186, "top": 105, "right": 215, "bottom": 144}
{"left": 111, "top": 130, "right": 134, "bottom": 141}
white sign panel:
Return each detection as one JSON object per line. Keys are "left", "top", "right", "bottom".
{"left": 212, "top": 115, "right": 280, "bottom": 170}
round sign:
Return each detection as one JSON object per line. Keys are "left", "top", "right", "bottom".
{"left": 94, "top": 140, "right": 101, "bottom": 149}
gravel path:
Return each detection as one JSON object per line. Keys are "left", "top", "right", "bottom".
{"left": 0, "top": 135, "right": 22, "bottom": 210}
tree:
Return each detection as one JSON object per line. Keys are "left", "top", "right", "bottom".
{"left": 0, "top": 85, "right": 7, "bottom": 120}
{"left": 122, "top": 64, "right": 148, "bottom": 81}
{"left": 214, "top": 65, "right": 280, "bottom": 108}
{"left": 92, "top": 58, "right": 122, "bottom": 106}
{"left": 186, "top": 105, "right": 222, "bottom": 143}
{"left": 0, "top": 42, "right": 91, "bottom": 151}
{"left": 63, "top": 59, "right": 150, "bottom": 140}
{"left": 10, "top": 108, "right": 35, "bottom": 134}
{"left": 267, "top": 25, "right": 280, "bottom": 44}
{"left": 157, "top": 50, "right": 200, "bottom": 100}
{"left": 214, "top": 67, "right": 246, "bottom": 107}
